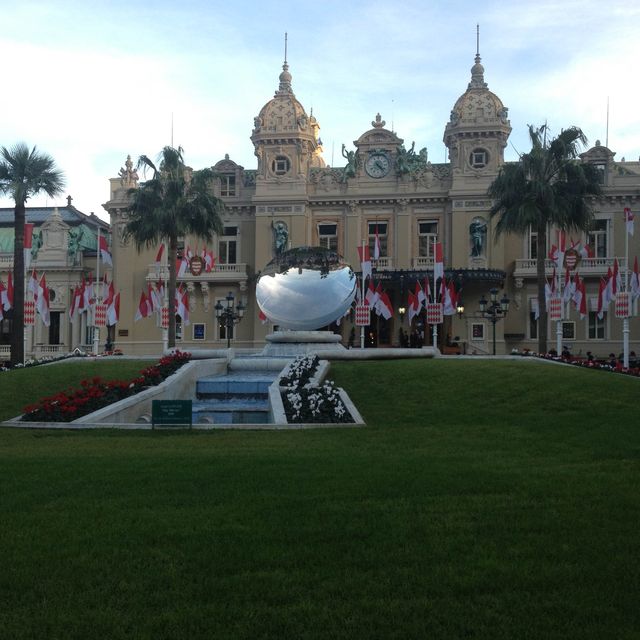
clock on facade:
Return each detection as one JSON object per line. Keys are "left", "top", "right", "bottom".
{"left": 365, "top": 152, "right": 391, "bottom": 178}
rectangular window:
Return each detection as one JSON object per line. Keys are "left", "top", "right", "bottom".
{"left": 49, "top": 311, "right": 61, "bottom": 345}
{"left": 471, "top": 322, "right": 485, "bottom": 340}
{"left": 175, "top": 317, "right": 183, "bottom": 341}
{"left": 418, "top": 220, "right": 438, "bottom": 257}
{"left": 218, "top": 226, "right": 238, "bottom": 264}
{"left": 368, "top": 221, "right": 388, "bottom": 257}
{"left": 318, "top": 223, "right": 338, "bottom": 250}
{"left": 220, "top": 175, "right": 236, "bottom": 197}
{"left": 562, "top": 321, "right": 575, "bottom": 340}
{"left": 528, "top": 229, "right": 538, "bottom": 260}
{"left": 588, "top": 311, "right": 605, "bottom": 339}
{"left": 193, "top": 323, "right": 206, "bottom": 340}
{"left": 587, "top": 219, "right": 608, "bottom": 258}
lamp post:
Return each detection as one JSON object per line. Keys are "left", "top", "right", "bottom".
{"left": 214, "top": 291, "right": 245, "bottom": 349}
{"left": 479, "top": 288, "right": 510, "bottom": 355}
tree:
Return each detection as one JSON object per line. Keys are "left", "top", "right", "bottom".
{"left": 0, "top": 143, "right": 65, "bottom": 366}
{"left": 488, "top": 125, "right": 601, "bottom": 354}
{"left": 124, "top": 146, "right": 224, "bottom": 348}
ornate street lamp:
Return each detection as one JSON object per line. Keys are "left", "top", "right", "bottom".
{"left": 479, "top": 288, "right": 510, "bottom": 355}
{"left": 456, "top": 300, "right": 465, "bottom": 318}
{"left": 214, "top": 291, "right": 245, "bottom": 349}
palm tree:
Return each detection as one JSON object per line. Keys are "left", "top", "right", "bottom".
{"left": 488, "top": 125, "right": 601, "bottom": 354}
{"left": 124, "top": 146, "right": 224, "bottom": 348}
{"left": 0, "top": 143, "right": 65, "bottom": 366}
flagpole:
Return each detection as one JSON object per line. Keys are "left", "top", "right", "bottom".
{"left": 432, "top": 237, "right": 438, "bottom": 350}
{"left": 93, "top": 227, "right": 101, "bottom": 356}
{"left": 556, "top": 232, "right": 563, "bottom": 356}
{"left": 360, "top": 239, "right": 365, "bottom": 349}
{"left": 623, "top": 209, "right": 630, "bottom": 369}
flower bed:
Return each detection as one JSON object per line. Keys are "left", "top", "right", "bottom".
{"left": 280, "top": 355, "right": 353, "bottom": 424}
{"left": 21, "top": 351, "right": 191, "bottom": 422}
{"left": 511, "top": 349, "right": 640, "bottom": 378}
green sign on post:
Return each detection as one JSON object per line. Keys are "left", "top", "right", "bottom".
{"left": 151, "top": 400, "right": 193, "bottom": 428}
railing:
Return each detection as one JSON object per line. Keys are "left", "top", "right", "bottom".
{"left": 34, "top": 344, "right": 65, "bottom": 355}
{"left": 372, "top": 257, "right": 393, "bottom": 270}
{"left": 514, "top": 257, "right": 627, "bottom": 277}
{"left": 146, "top": 262, "right": 248, "bottom": 282}
{"left": 412, "top": 256, "right": 434, "bottom": 269}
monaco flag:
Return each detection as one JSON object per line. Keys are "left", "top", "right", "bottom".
{"left": 631, "top": 256, "right": 640, "bottom": 301}
{"left": 106, "top": 292, "right": 120, "bottom": 326}
{"left": 624, "top": 207, "right": 634, "bottom": 236}
{"left": 99, "top": 234, "right": 113, "bottom": 266}
{"left": 134, "top": 291, "right": 152, "bottom": 321}
{"left": 36, "top": 273, "right": 50, "bottom": 327}
{"left": 0, "top": 272, "right": 13, "bottom": 311}
{"left": 373, "top": 224, "right": 381, "bottom": 260}
{"left": 357, "top": 244, "right": 372, "bottom": 281}
{"left": 433, "top": 242, "right": 444, "bottom": 282}
{"left": 24, "top": 223, "right": 34, "bottom": 270}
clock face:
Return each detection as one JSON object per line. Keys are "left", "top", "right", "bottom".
{"left": 365, "top": 152, "right": 391, "bottom": 178}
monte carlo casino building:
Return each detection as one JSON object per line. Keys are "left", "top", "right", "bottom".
{"left": 3, "top": 50, "right": 639, "bottom": 359}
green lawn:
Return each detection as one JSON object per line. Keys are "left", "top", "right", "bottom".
{"left": 1, "top": 359, "right": 639, "bottom": 639}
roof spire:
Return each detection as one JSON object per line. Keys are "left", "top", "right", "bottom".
{"left": 468, "top": 23, "right": 487, "bottom": 89}
{"left": 277, "top": 32, "right": 293, "bottom": 94}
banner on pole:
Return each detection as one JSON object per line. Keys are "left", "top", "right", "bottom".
{"left": 161, "top": 306, "right": 169, "bottom": 329}
{"left": 426, "top": 302, "right": 443, "bottom": 325}
{"left": 549, "top": 295, "right": 562, "bottom": 321}
{"left": 354, "top": 304, "right": 370, "bottom": 327}
{"left": 94, "top": 304, "right": 107, "bottom": 327}
{"left": 615, "top": 292, "right": 630, "bottom": 318}
{"left": 24, "top": 301, "right": 35, "bottom": 326}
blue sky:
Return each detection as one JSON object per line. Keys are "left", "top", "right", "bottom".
{"left": 1, "top": 0, "right": 638, "bottom": 219}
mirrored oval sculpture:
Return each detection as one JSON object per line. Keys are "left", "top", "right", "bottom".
{"left": 256, "top": 246, "right": 357, "bottom": 330}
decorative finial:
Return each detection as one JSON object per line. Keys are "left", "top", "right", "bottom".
{"left": 372, "top": 113, "right": 386, "bottom": 128}
{"left": 277, "top": 32, "right": 293, "bottom": 94}
{"left": 468, "top": 24, "right": 487, "bottom": 90}
{"left": 67, "top": 195, "right": 72, "bottom": 206}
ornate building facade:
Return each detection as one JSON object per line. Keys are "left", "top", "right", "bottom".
{"left": 3, "top": 49, "right": 639, "bottom": 360}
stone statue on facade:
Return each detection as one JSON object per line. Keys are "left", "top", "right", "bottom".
{"left": 118, "top": 155, "right": 139, "bottom": 188}
{"left": 273, "top": 220, "right": 289, "bottom": 255}
{"left": 67, "top": 226, "right": 84, "bottom": 265}
{"left": 469, "top": 219, "right": 487, "bottom": 257}
{"left": 341, "top": 144, "right": 358, "bottom": 182}
{"left": 30, "top": 230, "right": 43, "bottom": 260}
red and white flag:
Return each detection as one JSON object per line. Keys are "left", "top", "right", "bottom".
{"left": 357, "top": 244, "right": 372, "bottom": 281}
{"left": 0, "top": 273, "right": 13, "bottom": 311}
{"left": 631, "top": 256, "right": 640, "bottom": 301}
{"left": 365, "top": 279, "right": 378, "bottom": 307}
{"left": 624, "top": 207, "right": 634, "bottom": 236}
{"left": 597, "top": 277, "right": 608, "bottom": 320}
{"left": 443, "top": 280, "right": 458, "bottom": 316}
{"left": 155, "top": 243, "right": 165, "bottom": 265}
{"left": 562, "top": 268, "right": 574, "bottom": 304}
{"left": 433, "top": 242, "right": 444, "bottom": 282}
{"left": 134, "top": 291, "right": 152, "bottom": 321}
{"left": 106, "top": 292, "right": 120, "bottom": 326}
{"left": 36, "top": 273, "right": 50, "bottom": 327}
{"left": 423, "top": 277, "right": 431, "bottom": 303}
{"left": 373, "top": 224, "right": 381, "bottom": 260}
{"left": 377, "top": 291, "right": 393, "bottom": 320}
{"left": 414, "top": 280, "right": 425, "bottom": 309}
{"left": 98, "top": 234, "right": 113, "bottom": 266}
{"left": 175, "top": 285, "right": 190, "bottom": 325}
{"left": 203, "top": 247, "right": 216, "bottom": 272}
{"left": 407, "top": 291, "right": 419, "bottom": 324}
{"left": 83, "top": 273, "right": 94, "bottom": 309}
{"left": 258, "top": 309, "right": 268, "bottom": 325}
{"left": 28, "top": 269, "right": 39, "bottom": 300}
{"left": 24, "top": 223, "right": 34, "bottom": 270}
{"left": 176, "top": 254, "right": 189, "bottom": 278}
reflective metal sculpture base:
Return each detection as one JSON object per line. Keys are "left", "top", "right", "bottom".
{"left": 256, "top": 247, "right": 356, "bottom": 356}
{"left": 261, "top": 330, "right": 346, "bottom": 357}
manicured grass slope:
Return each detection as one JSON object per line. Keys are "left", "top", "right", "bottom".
{"left": 0, "top": 359, "right": 153, "bottom": 421}
{"left": 1, "top": 359, "right": 639, "bottom": 639}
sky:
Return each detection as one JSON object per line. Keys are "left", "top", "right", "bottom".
{"left": 1, "top": 0, "right": 639, "bottom": 221}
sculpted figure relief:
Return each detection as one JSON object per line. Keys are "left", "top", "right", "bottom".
{"left": 469, "top": 219, "right": 488, "bottom": 257}
{"left": 341, "top": 144, "right": 359, "bottom": 182}
{"left": 273, "top": 220, "right": 289, "bottom": 255}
